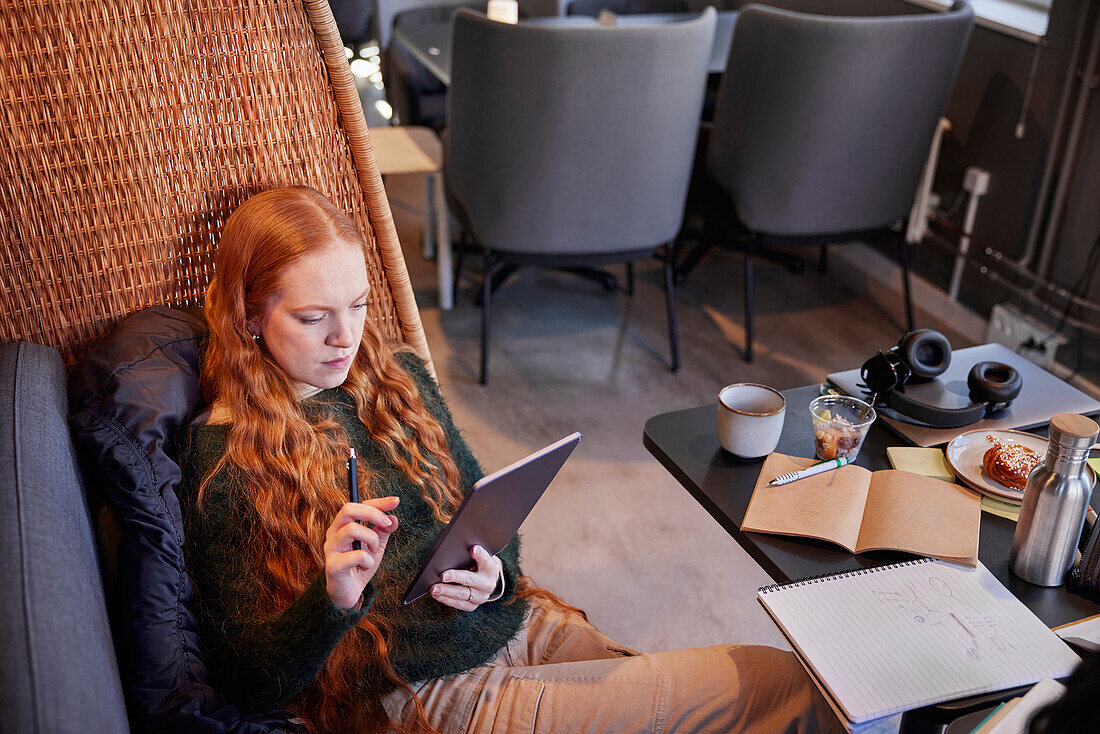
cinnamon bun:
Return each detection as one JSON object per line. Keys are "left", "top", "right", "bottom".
{"left": 982, "top": 435, "right": 1041, "bottom": 491}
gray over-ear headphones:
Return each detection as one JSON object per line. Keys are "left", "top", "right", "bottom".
{"left": 859, "top": 329, "right": 1023, "bottom": 428}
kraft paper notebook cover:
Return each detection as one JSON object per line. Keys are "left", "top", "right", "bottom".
{"left": 756, "top": 560, "right": 1081, "bottom": 726}
{"left": 741, "top": 453, "right": 981, "bottom": 565}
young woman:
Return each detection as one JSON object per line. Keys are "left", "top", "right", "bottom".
{"left": 179, "top": 186, "right": 840, "bottom": 734}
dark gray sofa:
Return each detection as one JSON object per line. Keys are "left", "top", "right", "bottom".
{"left": 0, "top": 342, "right": 130, "bottom": 733}
{"left": 1, "top": 318, "right": 295, "bottom": 733}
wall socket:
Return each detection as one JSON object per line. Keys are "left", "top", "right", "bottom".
{"left": 985, "top": 303, "right": 1067, "bottom": 368}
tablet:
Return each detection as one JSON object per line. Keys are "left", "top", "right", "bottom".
{"left": 402, "top": 432, "right": 582, "bottom": 605}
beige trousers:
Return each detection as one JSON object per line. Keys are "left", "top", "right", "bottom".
{"left": 382, "top": 595, "right": 841, "bottom": 733}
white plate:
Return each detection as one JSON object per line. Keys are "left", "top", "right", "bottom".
{"left": 945, "top": 429, "right": 1041, "bottom": 503}
{"left": 945, "top": 429, "right": 1097, "bottom": 504}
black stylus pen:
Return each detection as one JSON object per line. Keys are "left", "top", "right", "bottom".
{"left": 348, "top": 447, "right": 360, "bottom": 551}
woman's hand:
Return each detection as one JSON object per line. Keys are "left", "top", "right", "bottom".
{"left": 431, "top": 545, "right": 503, "bottom": 612}
{"left": 324, "top": 496, "right": 400, "bottom": 610}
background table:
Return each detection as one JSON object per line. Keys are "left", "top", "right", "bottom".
{"left": 643, "top": 384, "right": 1100, "bottom": 629}
{"left": 392, "top": 9, "right": 739, "bottom": 87}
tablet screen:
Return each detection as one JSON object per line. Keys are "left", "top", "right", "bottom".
{"left": 402, "top": 432, "right": 581, "bottom": 605}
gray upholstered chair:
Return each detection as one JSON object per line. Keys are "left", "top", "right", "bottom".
{"left": 376, "top": 0, "right": 464, "bottom": 129}
{"left": 378, "top": 0, "right": 557, "bottom": 129}
{"left": 566, "top": 0, "right": 687, "bottom": 16}
{"left": 329, "top": 0, "right": 374, "bottom": 47}
{"left": 374, "top": 0, "right": 458, "bottom": 48}
{"left": 445, "top": 8, "right": 715, "bottom": 384}
{"left": 680, "top": 1, "right": 974, "bottom": 361}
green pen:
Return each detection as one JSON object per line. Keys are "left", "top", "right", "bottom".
{"left": 768, "top": 457, "right": 851, "bottom": 486}
{"left": 969, "top": 702, "right": 1004, "bottom": 733}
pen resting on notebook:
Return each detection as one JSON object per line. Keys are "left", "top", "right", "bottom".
{"left": 768, "top": 457, "right": 850, "bottom": 486}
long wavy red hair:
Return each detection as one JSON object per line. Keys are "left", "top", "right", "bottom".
{"left": 198, "top": 186, "right": 460, "bottom": 733}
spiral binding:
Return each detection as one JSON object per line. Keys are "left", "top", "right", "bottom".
{"left": 758, "top": 558, "right": 934, "bottom": 594}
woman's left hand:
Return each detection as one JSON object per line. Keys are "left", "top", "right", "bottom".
{"left": 431, "top": 545, "right": 503, "bottom": 612}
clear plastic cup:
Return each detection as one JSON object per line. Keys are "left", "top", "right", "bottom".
{"left": 808, "top": 395, "right": 876, "bottom": 462}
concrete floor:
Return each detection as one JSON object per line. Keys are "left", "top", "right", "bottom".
{"left": 382, "top": 171, "right": 972, "bottom": 653}
{"left": 347, "top": 15, "right": 975, "bottom": 653}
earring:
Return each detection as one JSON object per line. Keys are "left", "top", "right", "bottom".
{"left": 250, "top": 333, "right": 260, "bottom": 342}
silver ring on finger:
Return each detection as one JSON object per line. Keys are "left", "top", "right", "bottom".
{"left": 466, "top": 585, "right": 474, "bottom": 602}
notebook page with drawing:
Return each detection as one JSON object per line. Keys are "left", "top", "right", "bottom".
{"left": 757, "top": 559, "right": 1080, "bottom": 725}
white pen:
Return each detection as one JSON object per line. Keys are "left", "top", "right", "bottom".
{"left": 767, "top": 457, "right": 851, "bottom": 486}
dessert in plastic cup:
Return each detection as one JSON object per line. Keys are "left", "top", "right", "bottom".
{"left": 808, "top": 395, "right": 875, "bottom": 462}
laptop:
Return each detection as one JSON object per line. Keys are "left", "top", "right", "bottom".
{"left": 827, "top": 343, "right": 1100, "bottom": 447}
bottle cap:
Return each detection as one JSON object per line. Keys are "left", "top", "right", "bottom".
{"left": 1049, "top": 413, "right": 1100, "bottom": 450}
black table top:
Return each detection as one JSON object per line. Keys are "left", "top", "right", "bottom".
{"left": 391, "top": 9, "right": 740, "bottom": 87}
{"left": 643, "top": 384, "right": 1100, "bottom": 629}
{"left": 393, "top": 22, "right": 452, "bottom": 85}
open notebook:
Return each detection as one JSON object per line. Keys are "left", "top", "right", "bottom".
{"left": 742, "top": 453, "right": 980, "bottom": 565}
{"left": 757, "top": 559, "right": 1080, "bottom": 727}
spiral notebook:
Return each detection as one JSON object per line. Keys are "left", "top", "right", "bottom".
{"left": 757, "top": 559, "right": 1080, "bottom": 727}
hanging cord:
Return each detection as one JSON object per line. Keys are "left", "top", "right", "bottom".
{"left": 929, "top": 216, "right": 1100, "bottom": 318}
{"left": 1032, "top": 233, "right": 1100, "bottom": 379}
{"left": 1016, "top": 37, "right": 1046, "bottom": 139}
{"left": 1031, "top": 235, "right": 1100, "bottom": 351}
{"left": 1068, "top": 252, "right": 1100, "bottom": 380}
{"left": 939, "top": 189, "right": 968, "bottom": 220}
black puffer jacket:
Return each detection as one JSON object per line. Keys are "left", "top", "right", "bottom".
{"left": 69, "top": 306, "right": 296, "bottom": 733}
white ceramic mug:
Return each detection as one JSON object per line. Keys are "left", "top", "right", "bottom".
{"left": 717, "top": 383, "right": 786, "bottom": 458}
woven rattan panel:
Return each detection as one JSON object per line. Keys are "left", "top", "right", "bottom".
{"left": 1, "top": 0, "right": 423, "bottom": 368}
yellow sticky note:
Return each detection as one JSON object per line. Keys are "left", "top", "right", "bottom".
{"left": 886, "top": 446, "right": 955, "bottom": 483}
{"left": 981, "top": 496, "right": 1021, "bottom": 522}
{"left": 1089, "top": 458, "right": 1100, "bottom": 476}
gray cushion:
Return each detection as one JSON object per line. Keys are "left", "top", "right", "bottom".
{"left": 446, "top": 9, "right": 715, "bottom": 255}
{"left": 707, "top": 1, "right": 974, "bottom": 235}
{"left": 0, "top": 342, "right": 129, "bottom": 734}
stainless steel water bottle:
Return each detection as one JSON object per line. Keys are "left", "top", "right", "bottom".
{"left": 1010, "top": 413, "right": 1100, "bottom": 587}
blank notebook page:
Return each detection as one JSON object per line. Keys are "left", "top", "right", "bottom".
{"left": 757, "top": 559, "right": 1080, "bottom": 724}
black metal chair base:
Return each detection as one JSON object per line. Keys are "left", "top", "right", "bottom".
{"left": 673, "top": 172, "right": 917, "bottom": 363}
{"left": 674, "top": 235, "right": 805, "bottom": 285}
{"left": 737, "top": 227, "right": 915, "bottom": 364}
{"left": 466, "top": 245, "right": 680, "bottom": 385}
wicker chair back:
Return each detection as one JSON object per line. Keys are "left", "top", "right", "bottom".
{"left": 0, "top": 0, "right": 430, "bottom": 371}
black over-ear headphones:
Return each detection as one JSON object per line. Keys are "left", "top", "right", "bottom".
{"left": 860, "top": 329, "right": 1023, "bottom": 428}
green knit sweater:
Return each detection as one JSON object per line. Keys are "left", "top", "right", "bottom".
{"left": 178, "top": 353, "right": 527, "bottom": 712}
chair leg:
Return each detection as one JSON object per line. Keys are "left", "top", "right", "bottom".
{"left": 897, "top": 227, "right": 915, "bottom": 332}
{"left": 453, "top": 244, "right": 466, "bottom": 299}
{"left": 744, "top": 235, "right": 755, "bottom": 363}
{"left": 475, "top": 263, "right": 518, "bottom": 307}
{"left": 431, "top": 173, "right": 452, "bottom": 310}
{"left": 674, "top": 237, "right": 714, "bottom": 284}
{"left": 452, "top": 239, "right": 466, "bottom": 301}
{"left": 664, "top": 244, "right": 681, "bottom": 372}
{"left": 422, "top": 174, "right": 436, "bottom": 260}
{"left": 818, "top": 245, "right": 828, "bottom": 274}
{"left": 625, "top": 262, "right": 635, "bottom": 296}
{"left": 480, "top": 252, "right": 494, "bottom": 385}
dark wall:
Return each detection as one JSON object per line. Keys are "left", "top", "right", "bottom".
{"left": 725, "top": 0, "right": 1099, "bottom": 382}
{"left": 917, "top": 0, "right": 1098, "bottom": 381}
{"left": 725, "top": 0, "right": 1080, "bottom": 260}
{"left": 936, "top": 0, "right": 1092, "bottom": 259}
